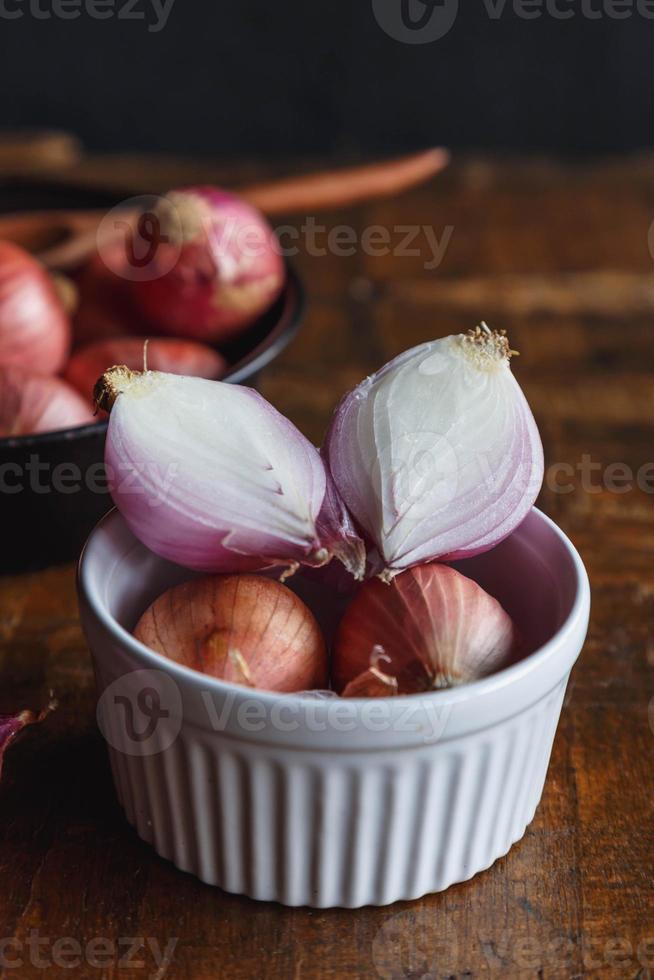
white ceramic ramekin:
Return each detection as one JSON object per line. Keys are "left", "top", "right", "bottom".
{"left": 78, "top": 507, "right": 590, "bottom": 908}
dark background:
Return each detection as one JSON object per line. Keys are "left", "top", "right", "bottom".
{"left": 0, "top": 0, "right": 651, "bottom": 158}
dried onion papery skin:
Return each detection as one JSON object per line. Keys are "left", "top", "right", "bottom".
{"left": 132, "top": 187, "right": 286, "bottom": 342}
{"left": 0, "top": 366, "right": 96, "bottom": 437}
{"left": 0, "top": 241, "right": 71, "bottom": 374}
{"left": 134, "top": 574, "right": 328, "bottom": 693}
{"left": 0, "top": 700, "right": 56, "bottom": 780}
{"left": 314, "top": 467, "right": 366, "bottom": 582}
{"left": 324, "top": 326, "right": 544, "bottom": 580}
{"left": 98, "top": 369, "right": 330, "bottom": 574}
{"left": 333, "top": 562, "right": 516, "bottom": 697}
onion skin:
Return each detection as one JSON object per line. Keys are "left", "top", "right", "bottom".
{"left": 0, "top": 366, "right": 96, "bottom": 437}
{"left": 0, "top": 241, "right": 70, "bottom": 374}
{"left": 66, "top": 337, "right": 226, "bottom": 402}
{"left": 0, "top": 701, "right": 56, "bottom": 780}
{"left": 314, "top": 468, "right": 366, "bottom": 582}
{"left": 333, "top": 563, "right": 516, "bottom": 697}
{"left": 324, "top": 327, "right": 544, "bottom": 579}
{"left": 132, "top": 187, "right": 286, "bottom": 343}
{"left": 134, "top": 574, "right": 328, "bottom": 693}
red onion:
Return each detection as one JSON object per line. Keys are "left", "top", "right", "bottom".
{"left": 96, "top": 369, "right": 332, "bottom": 574}
{"left": 66, "top": 337, "right": 226, "bottom": 402}
{"left": 0, "top": 366, "right": 96, "bottom": 437}
{"left": 132, "top": 187, "right": 286, "bottom": 342}
{"left": 72, "top": 245, "right": 143, "bottom": 346}
{"left": 324, "top": 325, "right": 544, "bottom": 580}
{"left": 333, "top": 563, "right": 516, "bottom": 696}
{"left": 0, "top": 241, "right": 70, "bottom": 374}
{"left": 134, "top": 574, "right": 327, "bottom": 692}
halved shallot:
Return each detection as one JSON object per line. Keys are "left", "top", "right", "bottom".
{"left": 324, "top": 325, "right": 544, "bottom": 580}
{"left": 97, "top": 369, "right": 331, "bottom": 574}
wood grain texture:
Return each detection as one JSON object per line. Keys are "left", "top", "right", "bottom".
{"left": 1, "top": 156, "right": 653, "bottom": 979}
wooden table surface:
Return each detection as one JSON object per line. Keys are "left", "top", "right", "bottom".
{"left": 1, "top": 155, "right": 653, "bottom": 979}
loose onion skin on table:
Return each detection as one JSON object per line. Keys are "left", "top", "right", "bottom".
{"left": 0, "top": 701, "right": 56, "bottom": 780}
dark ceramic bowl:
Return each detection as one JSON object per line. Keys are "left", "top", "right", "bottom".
{"left": 0, "top": 266, "right": 304, "bottom": 573}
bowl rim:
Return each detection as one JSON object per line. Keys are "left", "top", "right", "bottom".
{"left": 0, "top": 264, "right": 304, "bottom": 451}
{"left": 78, "top": 506, "right": 591, "bottom": 709}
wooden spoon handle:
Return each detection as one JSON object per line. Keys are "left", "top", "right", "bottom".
{"left": 241, "top": 148, "right": 449, "bottom": 215}
{"left": 0, "top": 149, "right": 449, "bottom": 271}
{"left": 0, "top": 130, "right": 81, "bottom": 174}
{"left": 0, "top": 209, "right": 107, "bottom": 270}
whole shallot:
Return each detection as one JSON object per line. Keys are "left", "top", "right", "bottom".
{"left": 134, "top": 574, "right": 327, "bottom": 692}
{"left": 333, "top": 563, "right": 516, "bottom": 696}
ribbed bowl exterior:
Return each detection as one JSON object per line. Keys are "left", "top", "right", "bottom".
{"left": 79, "top": 508, "right": 590, "bottom": 908}
{"left": 95, "top": 672, "right": 567, "bottom": 907}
